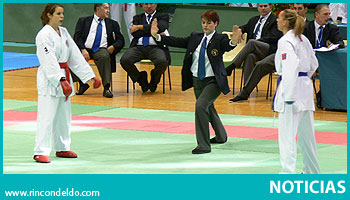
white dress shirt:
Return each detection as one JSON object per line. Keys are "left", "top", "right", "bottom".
{"left": 191, "top": 31, "right": 216, "bottom": 78}
{"left": 254, "top": 12, "right": 271, "bottom": 40}
{"left": 85, "top": 14, "right": 108, "bottom": 49}
{"left": 137, "top": 11, "right": 158, "bottom": 46}
{"left": 314, "top": 21, "right": 325, "bottom": 47}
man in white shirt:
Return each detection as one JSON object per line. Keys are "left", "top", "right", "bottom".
{"left": 74, "top": 3, "right": 125, "bottom": 98}
{"left": 120, "top": 3, "right": 170, "bottom": 93}
{"left": 226, "top": 3, "right": 282, "bottom": 86}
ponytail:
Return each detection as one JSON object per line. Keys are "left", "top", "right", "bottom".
{"left": 281, "top": 9, "right": 305, "bottom": 36}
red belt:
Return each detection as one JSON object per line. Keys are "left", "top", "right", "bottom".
{"left": 125, "top": 3, "right": 127, "bottom": 11}
{"left": 59, "top": 62, "right": 70, "bottom": 101}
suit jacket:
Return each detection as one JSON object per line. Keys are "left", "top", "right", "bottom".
{"left": 240, "top": 13, "right": 282, "bottom": 54}
{"left": 130, "top": 11, "right": 171, "bottom": 64}
{"left": 303, "top": 20, "right": 344, "bottom": 48}
{"left": 160, "top": 32, "right": 235, "bottom": 95}
{"left": 73, "top": 16, "right": 125, "bottom": 73}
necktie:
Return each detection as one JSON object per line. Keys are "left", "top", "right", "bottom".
{"left": 198, "top": 37, "right": 207, "bottom": 80}
{"left": 316, "top": 26, "right": 324, "bottom": 48}
{"left": 142, "top": 14, "right": 152, "bottom": 46}
{"left": 253, "top": 17, "right": 263, "bottom": 39}
{"left": 92, "top": 18, "right": 103, "bottom": 53}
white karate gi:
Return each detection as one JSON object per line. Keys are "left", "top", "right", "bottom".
{"left": 274, "top": 30, "right": 320, "bottom": 174}
{"left": 110, "top": 3, "right": 136, "bottom": 42}
{"left": 34, "top": 25, "right": 95, "bottom": 156}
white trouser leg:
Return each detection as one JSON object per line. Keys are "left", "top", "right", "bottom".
{"left": 110, "top": 3, "right": 123, "bottom": 27}
{"left": 124, "top": 3, "right": 136, "bottom": 42}
{"left": 278, "top": 104, "right": 301, "bottom": 174}
{"left": 297, "top": 111, "right": 320, "bottom": 174}
{"left": 53, "top": 97, "right": 72, "bottom": 151}
{"left": 34, "top": 95, "right": 60, "bottom": 156}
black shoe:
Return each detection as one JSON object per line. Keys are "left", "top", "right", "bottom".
{"left": 138, "top": 71, "right": 149, "bottom": 93}
{"left": 103, "top": 89, "right": 113, "bottom": 98}
{"left": 229, "top": 94, "right": 248, "bottom": 103}
{"left": 192, "top": 148, "right": 211, "bottom": 154}
{"left": 76, "top": 83, "right": 89, "bottom": 95}
{"left": 149, "top": 84, "right": 157, "bottom": 92}
{"left": 149, "top": 70, "right": 157, "bottom": 92}
{"left": 225, "top": 63, "right": 236, "bottom": 76}
{"left": 210, "top": 137, "right": 227, "bottom": 144}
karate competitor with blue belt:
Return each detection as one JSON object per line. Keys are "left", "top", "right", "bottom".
{"left": 274, "top": 9, "right": 320, "bottom": 174}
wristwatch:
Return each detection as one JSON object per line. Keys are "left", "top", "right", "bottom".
{"left": 60, "top": 77, "right": 67, "bottom": 82}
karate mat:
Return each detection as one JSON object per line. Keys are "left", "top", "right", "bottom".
{"left": 3, "top": 52, "right": 39, "bottom": 71}
{"left": 3, "top": 99, "right": 347, "bottom": 174}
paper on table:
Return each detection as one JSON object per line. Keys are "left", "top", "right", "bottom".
{"left": 314, "top": 44, "right": 340, "bottom": 52}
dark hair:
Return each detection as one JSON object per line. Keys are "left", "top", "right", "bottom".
{"left": 281, "top": 9, "right": 305, "bottom": 36}
{"left": 294, "top": 3, "right": 308, "bottom": 8}
{"left": 315, "top": 4, "right": 329, "bottom": 14}
{"left": 41, "top": 3, "right": 63, "bottom": 26}
{"left": 201, "top": 10, "right": 220, "bottom": 26}
{"left": 94, "top": 3, "right": 103, "bottom": 12}
{"left": 257, "top": 3, "right": 273, "bottom": 6}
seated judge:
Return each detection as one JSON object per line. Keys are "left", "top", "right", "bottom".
{"left": 151, "top": 10, "right": 241, "bottom": 154}
{"left": 73, "top": 3, "right": 125, "bottom": 98}
{"left": 230, "top": 3, "right": 310, "bottom": 102}
{"left": 225, "top": 3, "right": 282, "bottom": 85}
{"left": 120, "top": 3, "right": 170, "bottom": 93}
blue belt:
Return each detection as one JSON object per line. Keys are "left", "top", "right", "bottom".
{"left": 272, "top": 72, "right": 308, "bottom": 110}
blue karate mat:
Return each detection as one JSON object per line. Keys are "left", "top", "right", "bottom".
{"left": 3, "top": 52, "right": 40, "bottom": 71}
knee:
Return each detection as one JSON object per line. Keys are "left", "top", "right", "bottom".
{"left": 195, "top": 101, "right": 208, "bottom": 112}
{"left": 120, "top": 54, "right": 131, "bottom": 65}
{"left": 153, "top": 57, "right": 168, "bottom": 67}
{"left": 99, "top": 50, "right": 111, "bottom": 61}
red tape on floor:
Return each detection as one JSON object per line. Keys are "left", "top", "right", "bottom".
{"left": 3, "top": 110, "right": 346, "bottom": 146}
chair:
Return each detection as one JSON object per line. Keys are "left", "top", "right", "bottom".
{"left": 126, "top": 60, "right": 172, "bottom": 94}
{"left": 222, "top": 32, "right": 247, "bottom": 94}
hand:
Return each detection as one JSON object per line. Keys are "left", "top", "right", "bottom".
{"left": 60, "top": 80, "right": 72, "bottom": 100}
{"left": 151, "top": 18, "right": 159, "bottom": 39}
{"left": 81, "top": 49, "right": 90, "bottom": 61}
{"left": 286, "top": 101, "right": 294, "bottom": 105}
{"left": 107, "top": 45, "right": 114, "bottom": 54}
{"left": 231, "top": 25, "right": 242, "bottom": 44}
{"left": 130, "top": 25, "right": 143, "bottom": 34}
{"left": 91, "top": 77, "right": 101, "bottom": 89}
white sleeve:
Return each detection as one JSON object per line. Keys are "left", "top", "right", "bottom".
{"left": 280, "top": 41, "right": 299, "bottom": 102}
{"left": 65, "top": 29, "right": 95, "bottom": 84}
{"left": 36, "top": 32, "right": 65, "bottom": 88}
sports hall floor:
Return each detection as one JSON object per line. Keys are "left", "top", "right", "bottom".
{"left": 3, "top": 45, "right": 347, "bottom": 174}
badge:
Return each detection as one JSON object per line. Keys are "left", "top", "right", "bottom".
{"left": 44, "top": 47, "right": 49, "bottom": 54}
{"left": 282, "top": 53, "right": 287, "bottom": 60}
{"left": 211, "top": 49, "right": 219, "bottom": 56}
{"left": 66, "top": 40, "right": 69, "bottom": 47}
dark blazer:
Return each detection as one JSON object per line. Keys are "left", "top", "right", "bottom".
{"left": 240, "top": 13, "right": 282, "bottom": 54}
{"left": 160, "top": 32, "right": 235, "bottom": 95}
{"left": 73, "top": 16, "right": 125, "bottom": 73}
{"left": 303, "top": 20, "right": 344, "bottom": 48}
{"left": 130, "top": 11, "right": 171, "bottom": 64}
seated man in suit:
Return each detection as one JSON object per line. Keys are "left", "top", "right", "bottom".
{"left": 303, "top": 4, "right": 344, "bottom": 49}
{"left": 225, "top": 3, "right": 282, "bottom": 85}
{"left": 120, "top": 3, "right": 170, "bottom": 93}
{"left": 303, "top": 3, "right": 344, "bottom": 108}
{"left": 73, "top": 3, "right": 125, "bottom": 98}
{"left": 230, "top": 3, "right": 309, "bottom": 102}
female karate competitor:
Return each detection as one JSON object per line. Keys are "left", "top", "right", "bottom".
{"left": 151, "top": 10, "right": 242, "bottom": 154}
{"left": 34, "top": 3, "right": 101, "bottom": 163}
{"left": 274, "top": 9, "right": 320, "bottom": 174}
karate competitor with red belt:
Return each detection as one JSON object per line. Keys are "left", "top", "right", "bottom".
{"left": 274, "top": 9, "right": 320, "bottom": 174}
{"left": 34, "top": 3, "right": 101, "bottom": 163}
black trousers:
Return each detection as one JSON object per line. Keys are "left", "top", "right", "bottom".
{"left": 120, "top": 46, "right": 167, "bottom": 84}
{"left": 193, "top": 76, "right": 227, "bottom": 150}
